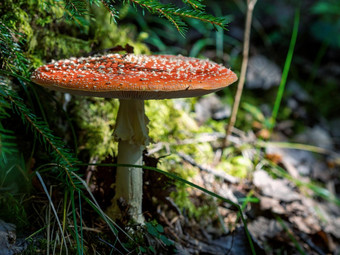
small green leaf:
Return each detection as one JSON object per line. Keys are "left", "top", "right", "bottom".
{"left": 156, "top": 224, "right": 164, "bottom": 233}
{"left": 238, "top": 197, "right": 260, "bottom": 204}
{"left": 160, "top": 235, "right": 174, "bottom": 246}
{"left": 242, "top": 102, "right": 265, "bottom": 122}
{"left": 146, "top": 222, "right": 159, "bottom": 237}
{"left": 149, "top": 246, "right": 156, "bottom": 254}
{"left": 139, "top": 246, "right": 147, "bottom": 252}
{"left": 311, "top": 2, "right": 340, "bottom": 15}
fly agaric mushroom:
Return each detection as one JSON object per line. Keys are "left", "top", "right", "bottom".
{"left": 31, "top": 54, "right": 237, "bottom": 223}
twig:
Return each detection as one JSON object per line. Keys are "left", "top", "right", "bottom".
{"left": 223, "top": 0, "right": 258, "bottom": 148}
{"left": 297, "top": 233, "right": 326, "bottom": 255}
{"left": 178, "top": 152, "right": 239, "bottom": 184}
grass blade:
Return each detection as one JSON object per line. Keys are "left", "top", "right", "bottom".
{"left": 270, "top": 9, "right": 300, "bottom": 130}
{"left": 36, "top": 171, "right": 69, "bottom": 254}
{"left": 71, "top": 189, "right": 82, "bottom": 255}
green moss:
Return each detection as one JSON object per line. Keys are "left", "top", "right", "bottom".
{"left": 74, "top": 97, "right": 119, "bottom": 160}
{"left": 0, "top": 193, "right": 28, "bottom": 229}
{"left": 170, "top": 185, "right": 218, "bottom": 219}
{"left": 90, "top": 5, "right": 150, "bottom": 55}
{"left": 146, "top": 99, "right": 216, "bottom": 171}
{"left": 31, "top": 31, "right": 91, "bottom": 60}
{"left": 146, "top": 99, "right": 221, "bottom": 218}
{"left": 1, "top": 0, "right": 92, "bottom": 68}
{"left": 216, "top": 156, "right": 253, "bottom": 179}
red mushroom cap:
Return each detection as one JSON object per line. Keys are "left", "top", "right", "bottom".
{"left": 31, "top": 54, "right": 237, "bottom": 99}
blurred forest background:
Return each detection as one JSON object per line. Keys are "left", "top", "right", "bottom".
{"left": 1, "top": 0, "right": 340, "bottom": 254}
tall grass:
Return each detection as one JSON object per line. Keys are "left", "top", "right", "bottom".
{"left": 270, "top": 9, "right": 300, "bottom": 131}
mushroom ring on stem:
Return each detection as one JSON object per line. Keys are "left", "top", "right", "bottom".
{"left": 31, "top": 54, "right": 238, "bottom": 224}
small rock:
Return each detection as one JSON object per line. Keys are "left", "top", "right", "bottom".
{"left": 311, "top": 160, "right": 332, "bottom": 182}
{"left": 259, "top": 196, "right": 285, "bottom": 214}
{"left": 210, "top": 227, "right": 265, "bottom": 255}
{"left": 213, "top": 107, "right": 231, "bottom": 121}
{"left": 248, "top": 217, "right": 284, "bottom": 241}
{"left": 253, "top": 169, "right": 300, "bottom": 202}
{"left": 246, "top": 55, "right": 281, "bottom": 89}
{"left": 290, "top": 215, "right": 321, "bottom": 234}
{"left": 0, "top": 220, "right": 25, "bottom": 255}
{"left": 195, "top": 94, "right": 231, "bottom": 123}
{"left": 295, "top": 125, "right": 333, "bottom": 150}
{"left": 287, "top": 98, "right": 308, "bottom": 119}
{"left": 325, "top": 217, "right": 340, "bottom": 239}
{"left": 283, "top": 149, "right": 315, "bottom": 176}
{"left": 329, "top": 118, "right": 340, "bottom": 139}
{"left": 266, "top": 145, "right": 329, "bottom": 177}
{"left": 287, "top": 81, "right": 311, "bottom": 102}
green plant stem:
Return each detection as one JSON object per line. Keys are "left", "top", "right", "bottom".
{"left": 270, "top": 9, "right": 300, "bottom": 131}
{"left": 60, "top": 191, "right": 68, "bottom": 252}
{"left": 79, "top": 190, "right": 84, "bottom": 252}
{"left": 71, "top": 190, "right": 82, "bottom": 255}
{"left": 36, "top": 171, "right": 68, "bottom": 253}
{"left": 308, "top": 40, "right": 329, "bottom": 85}
{"left": 276, "top": 216, "right": 306, "bottom": 255}
{"left": 257, "top": 141, "right": 331, "bottom": 155}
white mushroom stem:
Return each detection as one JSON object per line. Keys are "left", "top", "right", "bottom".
{"left": 108, "top": 99, "right": 149, "bottom": 224}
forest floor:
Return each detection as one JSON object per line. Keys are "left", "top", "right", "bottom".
{"left": 140, "top": 124, "right": 340, "bottom": 255}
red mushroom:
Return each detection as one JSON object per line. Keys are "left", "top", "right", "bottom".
{"left": 31, "top": 54, "right": 237, "bottom": 223}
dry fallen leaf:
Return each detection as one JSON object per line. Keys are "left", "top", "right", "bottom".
{"left": 253, "top": 169, "right": 300, "bottom": 202}
{"left": 248, "top": 217, "right": 284, "bottom": 241}
{"left": 259, "top": 196, "right": 285, "bottom": 214}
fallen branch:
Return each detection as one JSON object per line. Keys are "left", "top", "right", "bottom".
{"left": 178, "top": 152, "right": 239, "bottom": 184}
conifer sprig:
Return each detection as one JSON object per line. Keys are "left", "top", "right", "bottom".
{"left": 129, "top": 0, "right": 186, "bottom": 33}
{"left": 100, "top": 0, "right": 119, "bottom": 22}
{"left": 0, "top": 23, "right": 27, "bottom": 159}
{"left": 61, "top": 0, "right": 227, "bottom": 35}
{"left": 0, "top": 79, "right": 17, "bottom": 158}
{"left": 182, "top": 0, "right": 205, "bottom": 10}
{"left": 0, "top": 23, "right": 80, "bottom": 188}
{"left": 64, "top": 0, "right": 89, "bottom": 17}
{"left": 170, "top": 8, "right": 227, "bottom": 28}
{"left": 0, "top": 22, "right": 29, "bottom": 77}
{"left": 128, "top": 0, "right": 227, "bottom": 34}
